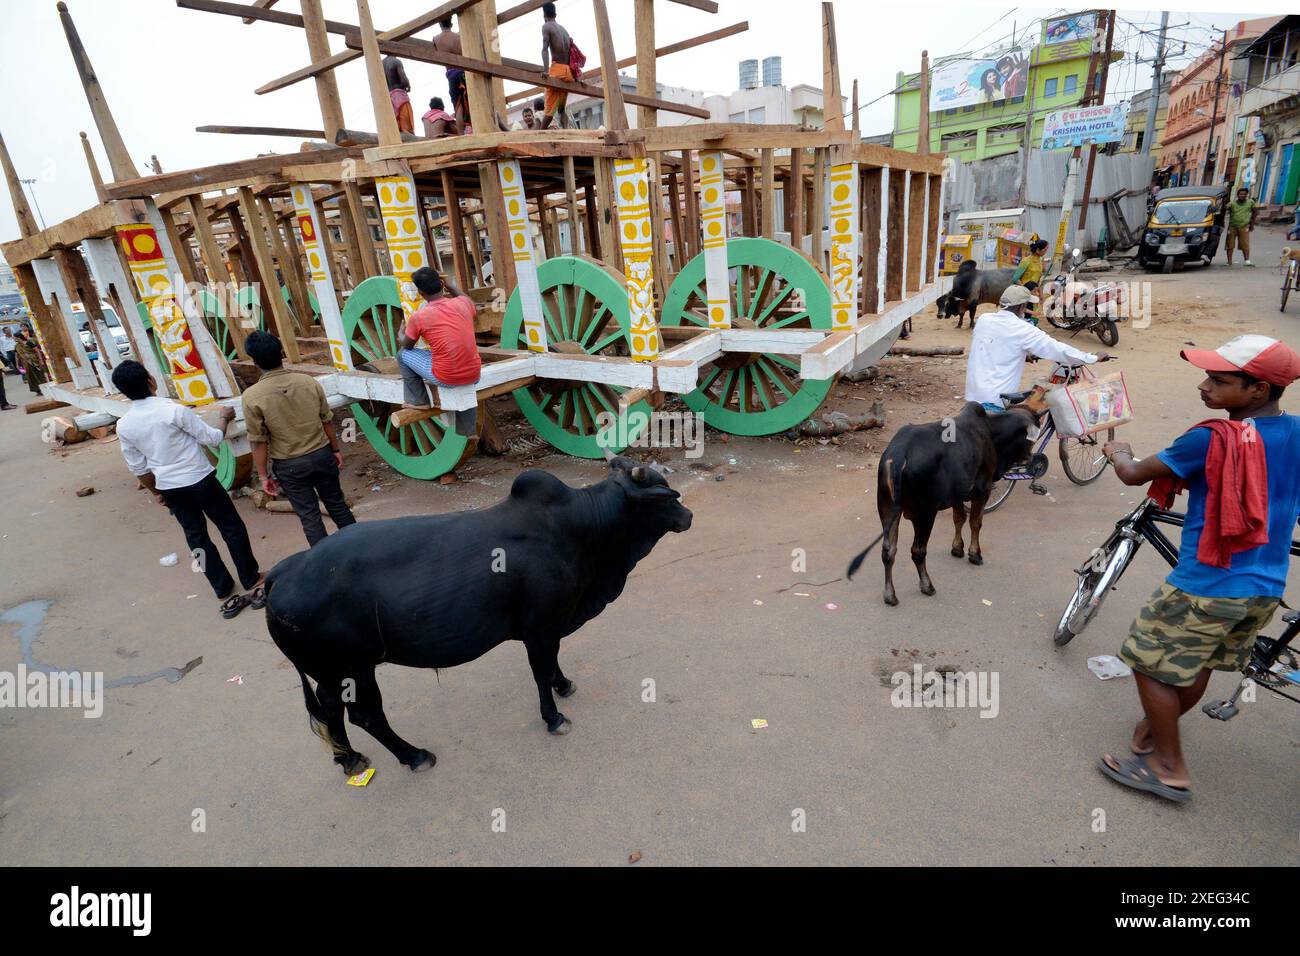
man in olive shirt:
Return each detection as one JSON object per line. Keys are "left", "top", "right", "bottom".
{"left": 241, "top": 331, "right": 355, "bottom": 547}
{"left": 1224, "top": 186, "right": 1257, "bottom": 267}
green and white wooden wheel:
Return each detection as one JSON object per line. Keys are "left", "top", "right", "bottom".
{"left": 499, "top": 256, "right": 651, "bottom": 459}
{"left": 235, "top": 286, "right": 267, "bottom": 333}
{"left": 137, "top": 304, "right": 249, "bottom": 490}
{"left": 660, "top": 237, "right": 834, "bottom": 436}
{"left": 343, "top": 275, "right": 470, "bottom": 480}
{"left": 196, "top": 289, "right": 240, "bottom": 361}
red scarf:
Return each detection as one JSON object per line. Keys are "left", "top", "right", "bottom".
{"left": 1147, "top": 418, "right": 1271, "bottom": 569}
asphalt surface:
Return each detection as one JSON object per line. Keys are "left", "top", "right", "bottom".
{"left": 1, "top": 226, "right": 1296, "bottom": 865}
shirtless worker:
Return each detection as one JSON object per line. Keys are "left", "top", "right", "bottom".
{"left": 538, "top": 3, "right": 573, "bottom": 130}
{"left": 433, "top": 16, "right": 470, "bottom": 131}
{"left": 384, "top": 54, "right": 414, "bottom": 135}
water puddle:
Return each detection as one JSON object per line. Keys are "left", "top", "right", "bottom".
{"left": 0, "top": 600, "right": 202, "bottom": 688}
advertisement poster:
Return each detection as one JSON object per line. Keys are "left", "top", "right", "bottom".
{"left": 1044, "top": 12, "right": 1097, "bottom": 45}
{"left": 1040, "top": 103, "right": 1130, "bottom": 150}
{"left": 929, "top": 51, "right": 1030, "bottom": 110}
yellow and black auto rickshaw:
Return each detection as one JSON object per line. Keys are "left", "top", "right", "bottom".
{"left": 1138, "top": 184, "right": 1229, "bottom": 273}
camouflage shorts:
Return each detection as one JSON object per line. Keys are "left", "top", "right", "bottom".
{"left": 1119, "top": 583, "right": 1280, "bottom": 687}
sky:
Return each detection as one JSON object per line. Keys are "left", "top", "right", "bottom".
{"left": 0, "top": 0, "right": 1286, "bottom": 244}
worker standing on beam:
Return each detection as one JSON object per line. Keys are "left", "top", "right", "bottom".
{"left": 539, "top": 2, "right": 576, "bottom": 130}
{"left": 384, "top": 53, "right": 415, "bottom": 135}
{"left": 434, "top": 16, "right": 472, "bottom": 133}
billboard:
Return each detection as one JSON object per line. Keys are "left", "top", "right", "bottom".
{"left": 929, "top": 51, "right": 1029, "bottom": 110}
{"left": 1040, "top": 103, "right": 1130, "bottom": 150}
{"left": 1044, "top": 12, "right": 1097, "bottom": 45}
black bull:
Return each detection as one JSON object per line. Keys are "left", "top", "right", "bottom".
{"left": 265, "top": 457, "right": 692, "bottom": 775}
{"left": 846, "top": 397, "right": 1045, "bottom": 606}
{"left": 936, "top": 261, "right": 1020, "bottom": 329}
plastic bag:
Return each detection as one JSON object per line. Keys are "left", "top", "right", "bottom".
{"left": 1048, "top": 368, "right": 1133, "bottom": 436}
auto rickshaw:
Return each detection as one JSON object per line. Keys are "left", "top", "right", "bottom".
{"left": 1138, "top": 184, "right": 1229, "bottom": 273}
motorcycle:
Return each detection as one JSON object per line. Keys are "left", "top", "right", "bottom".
{"left": 1040, "top": 248, "right": 1125, "bottom": 347}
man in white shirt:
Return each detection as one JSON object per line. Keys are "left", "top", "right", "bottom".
{"left": 964, "top": 285, "right": 1109, "bottom": 410}
{"left": 0, "top": 328, "right": 17, "bottom": 375}
{"left": 111, "top": 360, "right": 264, "bottom": 619}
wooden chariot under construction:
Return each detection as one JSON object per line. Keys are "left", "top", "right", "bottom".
{"left": 1, "top": 0, "right": 946, "bottom": 484}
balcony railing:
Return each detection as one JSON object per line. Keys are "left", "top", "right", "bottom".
{"left": 1240, "top": 61, "right": 1300, "bottom": 117}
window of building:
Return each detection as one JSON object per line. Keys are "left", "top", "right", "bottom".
{"left": 1007, "top": 95, "right": 1024, "bottom": 106}
{"left": 729, "top": 111, "right": 745, "bottom": 124}
{"left": 1063, "top": 74, "right": 1078, "bottom": 95}
{"left": 1044, "top": 77, "right": 1058, "bottom": 97}
{"left": 749, "top": 107, "right": 766, "bottom": 124}
{"left": 962, "top": 104, "right": 976, "bottom": 113}
{"left": 945, "top": 108, "right": 956, "bottom": 116}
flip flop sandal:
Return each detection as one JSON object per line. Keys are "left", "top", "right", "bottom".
{"left": 247, "top": 584, "right": 267, "bottom": 610}
{"left": 1099, "top": 753, "right": 1191, "bottom": 803}
{"left": 220, "top": 594, "right": 250, "bottom": 620}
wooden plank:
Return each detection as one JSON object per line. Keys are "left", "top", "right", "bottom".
{"left": 301, "top": 0, "right": 347, "bottom": 141}
{"left": 100, "top": 146, "right": 362, "bottom": 200}
{"left": 13, "top": 263, "right": 74, "bottom": 382}
{"left": 197, "top": 124, "right": 327, "bottom": 138}
{"left": 861, "top": 166, "right": 882, "bottom": 314}
{"left": 799, "top": 330, "right": 854, "bottom": 380}
{"left": 356, "top": 0, "right": 401, "bottom": 148}
{"left": 789, "top": 147, "right": 805, "bottom": 251}
{"left": 907, "top": 170, "right": 925, "bottom": 294}
{"left": 79, "top": 131, "right": 108, "bottom": 204}
{"left": 563, "top": 157, "right": 581, "bottom": 255}
{"left": 54, "top": 248, "right": 115, "bottom": 365}
{"left": 810, "top": 147, "right": 826, "bottom": 267}
{"left": 926, "top": 174, "right": 942, "bottom": 285}
{"left": 258, "top": 196, "right": 311, "bottom": 332}
{"left": 760, "top": 148, "right": 775, "bottom": 239}
{"left": 592, "top": 0, "right": 629, "bottom": 132}
{"left": 0, "top": 129, "right": 39, "bottom": 238}
{"left": 241, "top": 0, "right": 280, "bottom": 24}
{"left": 439, "top": 170, "right": 470, "bottom": 289}
{"left": 680, "top": 150, "right": 700, "bottom": 259}
{"left": 236, "top": 187, "right": 300, "bottom": 361}
{"left": 1, "top": 200, "right": 149, "bottom": 267}
{"left": 58, "top": 3, "right": 139, "bottom": 182}
{"left": 821, "top": 1, "right": 844, "bottom": 134}
{"left": 885, "top": 167, "right": 905, "bottom": 302}
{"left": 635, "top": 0, "right": 657, "bottom": 129}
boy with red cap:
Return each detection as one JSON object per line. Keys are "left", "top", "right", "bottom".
{"left": 1099, "top": 334, "right": 1300, "bottom": 801}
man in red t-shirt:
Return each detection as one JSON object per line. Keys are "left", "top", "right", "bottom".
{"left": 397, "top": 267, "right": 481, "bottom": 435}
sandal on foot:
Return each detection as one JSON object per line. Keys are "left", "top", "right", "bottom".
{"left": 247, "top": 583, "right": 267, "bottom": 610}
{"left": 220, "top": 593, "right": 250, "bottom": 619}
{"left": 1099, "top": 753, "right": 1190, "bottom": 803}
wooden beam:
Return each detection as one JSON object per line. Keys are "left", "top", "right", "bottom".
{"left": 301, "top": 0, "right": 347, "bottom": 140}
{"left": 99, "top": 146, "right": 362, "bottom": 200}
{"left": 0, "top": 128, "right": 39, "bottom": 238}
{"left": 861, "top": 167, "right": 883, "bottom": 313}
{"left": 906, "top": 171, "right": 925, "bottom": 294}
{"left": 635, "top": 0, "right": 657, "bottom": 130}
{"left": 506, "top": 21, "right": 749, "bottom": 103}
{"left": 237, "top": 187, "right": 301, "bottom": 362}
{"left": 440, "top": 170, "right": 470, "bottom": 290}
{"left": 57, "top": 1, "right": 139, "bottom": 182}
{"left": 811, "top": 147, "right": 826, "bottom": 267}
{"left": 592, "top": 0, "right": 629, "bottom": 132}
{"left": 789, "top": 147, "right": 805, "bottom": 250}
{"left": 821, "top": 1, "right": 844, "bottom": 134}
{"left": 346, "top": 35, "right": 709, "bottom": 121}
{"left": 197, "top": 124, "right": 327, "bottom": 138}
{"left": 241, "top": 0, "right": 279, "bottom": 24}
{"left": 1, "top": 199, "right": 149, "bottom": 267}
{"left": 79, "top": 132, "right": 107, "bottom": 203}
{"left": 355, "top": 0, "right": 401, "bottom": 148}
{"left": 760, "top": 148, "right": 775, "bottom": 239}
{"left": 885, "top": 168, "right": 905, "bottom": 302}
{"left": 917, "top": 51, "right": 931, "bottom": 155}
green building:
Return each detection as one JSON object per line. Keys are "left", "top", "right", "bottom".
{"left": 891, "top": 14, "right": 1122, "bottom": 161}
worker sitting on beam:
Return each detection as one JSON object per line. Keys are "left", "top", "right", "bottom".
{"left": 396, "top": 267, "right": 480, "bottom": 436}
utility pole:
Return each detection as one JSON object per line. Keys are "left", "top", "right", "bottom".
{"left": 1076, "top": 9, "right": 1115, "bottom": 243}
{"left": 20, "top": 178, "right": 46, "bottom": 230}
{"left": 1200, "top": 29, "right": 1228, "bottom": 186}
{"left": 1052, "top": 9, "right": 1108, "bottom": 265}
{"left": 1141, "top": 11, "right": 1169, "bottom": 154}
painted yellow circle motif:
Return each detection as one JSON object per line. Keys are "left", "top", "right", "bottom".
{"left": 332, "top": 345, "right": 345, "bottom": 363}
{"left": 503, "top": 165, "right": 516, "bottom": 183}
{"left": 710, "top": 306, "right": 724, "bottom": 322}
{"left": 509, "top": 199, "right": 520, "bottom": 217}
{"left": 835, "top": 218, "right": 849, "bottom": 234}
{"left": 380, "top": 185, "right": 393, "bottom": 205}
{"left": 148, "top": 274, "right": 170, "bottom": 293}
{"left": 396, "top": 185, "right": 410, "bottom": 204}
{"left": 403, "top": 218, "right": 417, "bottom": 235}
{"left": 393, "top": 253, "right": 404, "bottom": 271}
{"left": 527, "top": 328, "right": 539, "bottom": 343}
{"left": 620, "top": 182, "right": 635, "bottom": 201}
{"left": 189, "top": 379, "right": 209, "bottom": 400}
{"left": 703, "top": 155, "right": 717, "bottom": 172}
{"left": 638, "top": 179, "right": 647, "bottom": 199}
{"left": 834, "top": 183, "right": 850, "bottom": 202}
{"left": 705, "top": 187, "right": 718, "bottom": 204}
{"left": 294, "top": 189, "right": 306, "bottom": 205}
{"left": 408, "top": 251, "right": 422, "bottom": 268}
{"left": 623, "top": 223, "right": 636, "bottom": 240}
{"left": 132, "top": 233, "right": 157, "bottom": 256}
{"left": 641, "top": 221, "right": 651, "bottom": 238}
{"left": 386, "top": 220, "right": 399, "bottom": 237}
{"left": 834, "top": 307, "right": 848, "bottom": 324}
{"left": 309, "top": 252, "right": 321, "bottom": 270}
{"left": 513, "top": 233, "right": 526, "bottom": 248}
{"left": 708, "top": 221, "right": 722, "bottom": 236}
{"left": 632, "top": 333, "right": 646, "bottom": 353}
{"left": 301, "top": 219, "right": 315, "bottom": 241}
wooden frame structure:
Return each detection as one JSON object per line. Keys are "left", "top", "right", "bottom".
{"left": 2, "top": 0, "right": 946, "bottom": 482}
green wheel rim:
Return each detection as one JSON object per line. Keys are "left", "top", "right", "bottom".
{"left": 196, "top": 289, "right": 241, "bottom": 361}
{"left": 661, "top": 238, "right": 833, "bottom": 436}
{"left": 499, "top": 256, "right": 651, "bottom": 459}
{"left": 236, "top": 286, "right": 267, "bottom": 333}
{"left": 342, "top": 275, "right": 469, "bottom": 480}
{"left": 136, "top": 302, "right": 170, "bottom": 375}
{"left": 207, "top": 440, "right": 240, "bottom": 490}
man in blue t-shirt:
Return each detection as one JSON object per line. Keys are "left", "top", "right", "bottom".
{"left": 1097, "top": 335, "right": 1300, "bottom": 802}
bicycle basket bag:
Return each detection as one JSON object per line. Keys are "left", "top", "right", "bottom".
{"left": 568, "top": 40, "right": 587, "bottom": 80}
{"left": 1047, "top": 368, "right": 1134, "bottom": 436}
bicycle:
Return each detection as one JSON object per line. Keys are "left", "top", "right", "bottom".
{"left": 1280, "top": 251, "right": 1300, "bottom": 313}
{"left": 984, "top": 360, "right": 1117, "bottom": 513}
{"left": 1054, "top": 498, "right": 1300, "bottom": 721}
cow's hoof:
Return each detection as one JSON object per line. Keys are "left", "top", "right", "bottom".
{"left": 920, "top": 583, "right": 937, "bottom": 597}
{"left": 338, "top": 753, "right": 370, "bottom": 776}
{"left": 884, "top": 592, "right": 899, "bottom": 607}
{"left": 555, "top": 679, "right": 577, "bottom": 698}
{"left": 547, "top": 714, "right": 572, "bottom": 735}
{"left": 951, "top": 546, "right": 965, "bottom": 558}
{"left": 968, "top": 553, "right": 984, "bottom": 566}
{"left": 407, "top": 749, "right": 437, "bottom": 773}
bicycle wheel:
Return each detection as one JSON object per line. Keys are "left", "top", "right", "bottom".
{"left": 1060, "top": 428, "right": 1113, "bottom": 485}
{"left": 983, "top": 475, "right": 1018, "bottom": 514}
{"left": 1053, "top": 535, "right": 1136, "bottom": 645}
{"left": 1281, "top": 265, "right": 1294, "bottom": 312}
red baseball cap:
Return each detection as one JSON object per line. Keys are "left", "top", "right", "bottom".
{"left": 1180, "top": 334, "right": 1300, "bottom": 387}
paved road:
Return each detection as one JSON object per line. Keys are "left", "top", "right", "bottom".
{"left": 1, "top": 227, "right": 1296, "bottom": 865}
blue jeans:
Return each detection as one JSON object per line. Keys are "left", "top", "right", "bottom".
{"left": 981, "top": 402, "right": 1006, "bottom": 414}
{"left": 397, "top": 347, "right": 478, "bottom": 437}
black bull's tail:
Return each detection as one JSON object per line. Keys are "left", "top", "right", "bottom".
{"left": 846, "top": 453, "right": 906, "bottom": 581}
